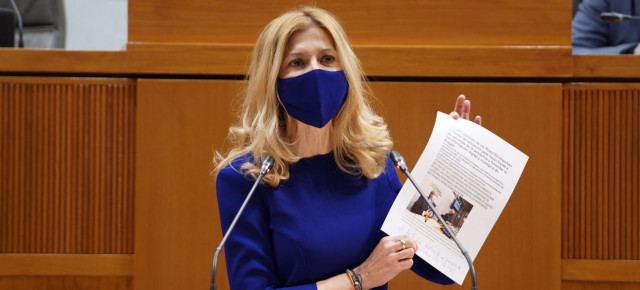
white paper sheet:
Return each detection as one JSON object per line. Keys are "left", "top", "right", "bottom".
{"left": 381, "top": 112, "right": 529, "bottom": 285}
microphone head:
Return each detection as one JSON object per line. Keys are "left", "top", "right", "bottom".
{"left": 260, "top": 156, "right": 275, "bottom": 175}
{"left": 390, "top": 151, "right": 408, "bottom": 171}
{"left": 390, "top": 151, "right": 404, "bottom": 164}
{"left": 600, "top": 12, "right": 626, "bottom": 22}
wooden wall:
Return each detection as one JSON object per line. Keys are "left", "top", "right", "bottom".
{"left": 0, "top": 0, "right": 638, "bottom": 289}
{"left": 563, "top": 84, "right": 639, "bottom": 261}
{"left": 129, "top": 0, "right": 570, "bottom": 46}
{"left": 132, "top": 80, "right": 562, "bottom": 290}
{"left": 375, "top": 82, "right": 562, "bottom": 290}
{"left": 561, "top": 83, "right": 640, "bottom": 289}
{"left": 0, "top": 77, "right": 135, "bottom": 289}
{"left": 134, "top": 79, "right": 242, "bottom": 290}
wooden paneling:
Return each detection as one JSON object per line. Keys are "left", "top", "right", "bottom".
{"left": 135, "top": 79, "right": 243, "bottom": 290}
{"left": 0, "top": 77, "right": 136, "bottom": 254}
{"left": 124, "top": 43, "right": 571, "bottom": 77}
{"left": 562, "top": 84, "right": 640, "bottom": 261}
{"left": 562, "top": 281, "right": 640, "bottom": 290}
{"left": 0, "top": 276, "right": 131, "bottom": 290}
{"left": 0, "top": 49, "right": 127, "bottom": 74}
{"left": 129, "top": 0, "right": 570, "bottom": 46}
{"left": 371, "top": 82, "right": 562, "bottom": 290}
{"left": 0, "top": 45, "right": 571, "bottom": 78}
{"left": 0, "top": 254, "right": 133, "bottom": 276}
{"left": 124, "top": 43, "right": 253, "bottom": 75}
{"left": 562, "top": 260, "right": 640, "bottom": 283}
{"left": 573, "top": 56, "right": 640, "bottom": 78}
{"left": 135, "top": 80, "right": 561, "bottom": 290}
{"left": 356, "top": 45, "right": 571, "bottom": 77}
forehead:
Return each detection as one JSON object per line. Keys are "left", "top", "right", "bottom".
{"left": 285, "top": 26, "right": 336, "bottom": 53}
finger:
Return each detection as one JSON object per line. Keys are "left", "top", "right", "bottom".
{"left": 385, "top": 235, "right": 409, "bottom": 252}
{"left": 461, "top": 100, "right": 471, "bottom": 120}
{"left": 449, "top": 111, "right": 459, "bottom": 120}
{"left": 454, "top": 95, "right": 466, "bottom": 116}
{"left": 405, "top": 239, "right": 418, "bottom": 252}
{"left": 474, "top": 115, "right": 482, "bottom": 126}
{"left": 395, "top": 238, "right": 410, "bottom": 252}
{"left": 397, "top": 238, "right": 417, "bottom": 252}
{"left": 397, "top": 257, "right": 414, "bottom": 270}
{"left": 395, "top": 247, "right": 416, "bottom": 260}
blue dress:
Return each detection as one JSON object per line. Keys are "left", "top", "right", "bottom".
{"left": 216, "top": 152, "right": 453, "bottom": 289}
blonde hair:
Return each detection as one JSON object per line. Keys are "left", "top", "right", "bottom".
{"left": 213, "top": 6, "right": 393, "bottom": 186}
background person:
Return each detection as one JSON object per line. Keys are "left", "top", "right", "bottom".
{"left": 572, "top": 0, "right": 640, "bottom": 54}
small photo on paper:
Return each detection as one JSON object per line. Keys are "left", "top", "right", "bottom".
{"left": 405, "top": 181, "right": 474, "bottom": 239}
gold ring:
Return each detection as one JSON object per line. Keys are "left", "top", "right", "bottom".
{"left": 400, "top": 239, "right": 406, "bottom": 250}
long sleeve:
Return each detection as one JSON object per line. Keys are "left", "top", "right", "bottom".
{"left": 572, "top": 0, "right": 640, "bottom": 55}
{"left": 216, "top": 161, "right": 317, "bottom": 290}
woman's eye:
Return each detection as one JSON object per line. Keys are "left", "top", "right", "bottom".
{"left": 289, "top": 59, "right": 303, "bottom": 67}
{"left": 321, "top": 55, "right": 335, "bottom": 63}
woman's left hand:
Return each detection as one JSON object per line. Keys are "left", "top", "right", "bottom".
{"left": 450, "top": 94, "right": 481, "bottom": 126}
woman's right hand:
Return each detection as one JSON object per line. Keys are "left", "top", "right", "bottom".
{"left": 353, "top": 235, "right": 418, "bottom": 289}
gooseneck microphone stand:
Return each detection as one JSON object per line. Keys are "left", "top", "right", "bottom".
{"left": 600, "top": 12, "right": 640, "bottom": 22}
{"left": 210, "top": 156, "right": 275, "bottom": 290}
{"left": 390, "top": 151, "right": 477, "bottom": 290}
{"left": 8, "top": 0, "right": 23, "bottom": 47}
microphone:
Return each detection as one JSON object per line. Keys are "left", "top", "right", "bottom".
{"left": 600, "top": 12, "right": 640, "bottom": 22}
{"left": 8, "top": 0, "right": 23, "bottom": 48}
{"left": 390, "top": 151, "right": 478, "bottom": 290}
{"left": 210, "top": 156, "right": 275, "bottom": 290}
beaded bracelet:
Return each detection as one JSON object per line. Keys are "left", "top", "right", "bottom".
{"left": 345, "top": 269, "right": 363, "bottom": 290}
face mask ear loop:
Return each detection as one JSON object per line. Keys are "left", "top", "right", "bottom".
{"left": 275, "top": 89, "right": 288, "bottom": 117}
{"left": 274, "top": 89, "right": 292, "bottom": 138}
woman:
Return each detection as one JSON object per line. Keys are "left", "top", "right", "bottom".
{"left": 213, "top": 6, "right": 481, "bottom": 289}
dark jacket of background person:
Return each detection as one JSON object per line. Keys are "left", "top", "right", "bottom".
{"left": 409, "top": 197, "right": 430, "bottom": 215}
{"left": 572, "top": 0, "right": 640, "bottom": 54}
{"left": 441, "top": 212, "right": 456, "bottom": 224}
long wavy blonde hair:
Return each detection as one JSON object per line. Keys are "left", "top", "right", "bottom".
{"left": 213, "top": 6, "right": 393, "bottom": 187}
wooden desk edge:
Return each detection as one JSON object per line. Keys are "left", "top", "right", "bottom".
{"left": 0, "top": 44, "right": 575, "bottom": 77}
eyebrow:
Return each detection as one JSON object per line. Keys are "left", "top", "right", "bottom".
{"left": 285, "top": 48, "right": 336, "bottom": 57}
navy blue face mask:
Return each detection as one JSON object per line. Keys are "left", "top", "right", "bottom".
{"left": 276, "top": 69, "right": 348, "bottom": 128}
